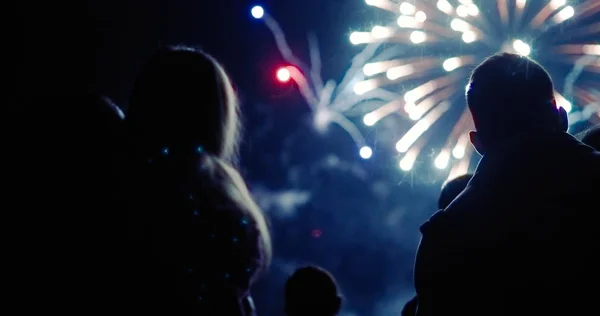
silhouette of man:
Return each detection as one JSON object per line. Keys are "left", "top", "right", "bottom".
{"left": 285, "top": 266, "right": 342, "bottom": 316}
{"left": 403, "top": 174, "right": 473, "bottom": 316}
{"left": 577, "top": 124, "right": 599, "bottom": 150}
{"left": 413, "top": 53, "right": 600, "bottom": 316}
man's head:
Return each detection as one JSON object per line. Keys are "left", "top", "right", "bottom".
{"left": 285, "top": 266, "right": 342, "bottom": 316}
{"left": 466, "top": 53, "right": 568, "bottom": 154}
{"left": 439, "top": 174, "right": 473, "bottom": 209}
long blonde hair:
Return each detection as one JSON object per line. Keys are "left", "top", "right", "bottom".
{"left": 127, "top": 46, "right": 241, "bottom": 163}
{"left": 200, "top": 154, "right": 272, "bottom": 276}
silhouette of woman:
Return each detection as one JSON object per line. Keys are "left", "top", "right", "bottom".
{"left": 125, "top": 46, "right": 271, "bottom": 315}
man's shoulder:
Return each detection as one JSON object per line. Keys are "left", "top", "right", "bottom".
{"left": 584, "top": 149, "right": 600, "bottom": 174}
{"left": 562, "top": 146, "right": 600, "bottom": 187}
{"left": 583, "top": 148, "right": 600, "bottom": 167}
{"left": 561, "top": 133, "right": 600, "bottom": 166}
{"left": 420, "top": 188, "right": 477, "bottom": 236}
{"left": 420, "top": 209, "right": 450, "bottom": 239}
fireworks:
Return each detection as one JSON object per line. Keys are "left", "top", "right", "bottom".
{"left": 252, "top": 1, "right": 599, "bottom": 178}
{"left": 353, "top": 0, "right": 599, "bottom": 180}
{"left": 251, "top": 5, "right": 387, "bottom": 160}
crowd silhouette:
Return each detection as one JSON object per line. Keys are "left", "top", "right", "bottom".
{"left": 285, "top": 266, "right": 342, "bottom": 316}
{"left": 12, "top": 42, "right": 599, "bottom": 315}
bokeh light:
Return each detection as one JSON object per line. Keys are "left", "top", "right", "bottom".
{"left": 513, "top": 39, "right": 531, "bottom": 56}
{"left": 409, "top": 31, "right": 426, "bottom": 44}
{"left": 311, "top": 229, "right": 322, "bottom": 238}
{"left": 276, "top": 67, "right": 291, "bottom": 82}
{"left": 399, "top": 2, "right": 416, "bottom": 15}
{"left": 251, "top": 5, "right": 264, "bottom": 19}
{"left": 359, "top": 146, "right": 373, "bottom": 159}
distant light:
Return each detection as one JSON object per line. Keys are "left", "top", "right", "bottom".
{"left": 452, "top": 145, "right": 465, "bottom": 159}
{"left": 450, "top": 18, "right": 470, "bottom": 32}
{"left": 311, "top": 229, "right": 322, "bottom": 238}
{"left": 371, "top": 26, "right": 391, "bottom": 39}
{"left": 404, "top": 102, "right": 416, "bottom": 112}
{"left": 251, "top": 6, "right": 264, "bottom": 19}
{"left": 434, "top": 151, "right": 450, "bottom": 169}
{"left": 313, "top": 108, "right": 331, "bottom": 131}
{"left": 400, "top": 157, "right": 415, "bottom": 171}
{"left": 583, "top": 44, "right": 600, "bottom": 55}
{"left": 276, "top": 67, "right": 291, "bottom": 82}
{"left": 452, "top": 134, "right": 469, "bottom": 159}
{"left": 399, "top": 149, "right": 419, "bottom": 171}
{"left": 387, "top": 64, "right": 415, "bottom": 80}
{"left": 350, "top": 32, "right": 370, "bottom": 45}
{"left": 436, "top": 0, "right": 453, "bottom": 14}
{"left": 415, "top": 11, "right": 427, "bottom": 22}
{"left": 363, "top": 64, "right": 373, "bottom": 76}
{"left": 513, "top": 39, "right": 531, "bottom": 56}
{"left": 396, "top": 118, "right": 432, "bottom": 153}
{"left": 555, "top": 6, "right": 575, "bottom": 22}
{"left": 404, "top": 91, "right": 417, "bottom": 103}
{"left": 443, "top": 57, "right": 461, "bottom": 72}
{"left": 363, "top": 63, "right": 382, "bottom": 76}
{"left": 354, "top": 80, "right": 376, "bottom": 95}
{"left": 410, "top": 31, "right": 427, "bottom": 44}
{"left": 456, "top": 5, "right": 469, "bottom": 17}
{"left": 549, "top": 0, "right": 567, "bottom": 10}
{"left": 363, "top": 113, "right": 377, "bottom": 126}
{"left": 350, "top": 32, "right": 360, "bottom": 45}
{"left": 467, "top": 4, "right": 479, "bottom": 16}
{"left": 400, "top": 2, "right": 416, "bottom": 15}
{"left": 397, "top": 15, "right": 417, "bottom": 28}
{"left": 354, "top": 84, "right": 366, "bottom": 95}
{"left": 409, "top": 110, "right": 422, "bottom": 120}
{"left": 516, "top": 0, "right": 527, "bottom": 9}
{"left": 365, "top": 0, "right": 385, "bottom": 6}
{"left": 462, "top": 30, "right": 477, "bottom": 43}
{"left": 359, "top": 146, "right": 373, "bottom": 159}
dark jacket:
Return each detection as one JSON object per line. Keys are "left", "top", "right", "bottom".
{"left": 414, "top": 132, "right": 600, "bottom": 316}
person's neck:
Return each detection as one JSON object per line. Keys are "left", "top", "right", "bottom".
{"left": 484, "top": 130, "right": 565, "bottom": 158}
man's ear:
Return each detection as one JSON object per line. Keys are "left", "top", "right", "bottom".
{"left": 557, "top": 106, "right": 568, "bottom": 132}
{"left": 469, "top": 130, "right": 485, "bottom": 155}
